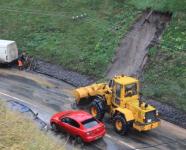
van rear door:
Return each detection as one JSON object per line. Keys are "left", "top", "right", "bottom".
{"left": 0, "top": 46, "right": 6, "bottom": 63}
{"left": 7, "top": 42, "right": 18, "bottom": 62}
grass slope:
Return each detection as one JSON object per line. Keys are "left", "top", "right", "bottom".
{"left": 129, "top": 0, "right": 186, "bottom": 12}
{"left": 130, "top": 1, "right": 186, "bottom": 111}
{"left": 0, "top": 0, "right": 139, "bottom": 78}
{"left": 0, "top": 102, "right": 65, "bottom": 150}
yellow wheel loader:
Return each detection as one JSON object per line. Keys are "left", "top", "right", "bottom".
{"left": 73, "top": 75, "right": 160, "bottom": 135}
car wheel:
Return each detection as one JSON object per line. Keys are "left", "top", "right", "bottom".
{"left": 90, "top": 97, "right": 106, "bottom": 121}
{"left": 51, "top": 123, "right": 58, "bottom": 132}
{"left": 76, "top": 136, "right": 83, "bottom": 144}
{"left": 113, "top": 115, "right": 129, "bottom": 135}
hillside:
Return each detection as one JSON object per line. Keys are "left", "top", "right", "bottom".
{"left": 131, "top": 0, "right": 186, "bottom": 111}
{"left": 0, "top": 0, "right": 140, "bottom": 78}
{"left": 142, "top": 12, "right": 186, "bottom": 111}
{"left": 0, "top": 102, "right": 64, "bottom": 150}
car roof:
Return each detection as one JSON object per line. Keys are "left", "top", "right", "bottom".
{"left": 64, "top": 110, "right": 92, "bottom": 122}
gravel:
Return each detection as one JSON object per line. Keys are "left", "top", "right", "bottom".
{"left": 33, "top": 60, "right": 95, "bottom": 87}
{"left": 149, "top": 100, "right": 186, "bottom": 129}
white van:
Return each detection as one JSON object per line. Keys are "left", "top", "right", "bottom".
{"left": 0, "top": 40, "right": 18, "bottom": 63}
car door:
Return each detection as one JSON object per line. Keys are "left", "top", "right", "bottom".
{"left": 67, "top": 119, "right": 81, "bottom": 136}
{"left": 60, "top": 117, "right": 81, "bottom": 136}
{"left": 59, "top": 117, "right": 71, "bottom": 133}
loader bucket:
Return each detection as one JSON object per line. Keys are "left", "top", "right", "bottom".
{"left": 73, "top": 83, "right": 108, "bottom": 104}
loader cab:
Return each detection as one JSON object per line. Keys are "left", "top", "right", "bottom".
{"left": 110, "top": 75, "right": 139, "bottom": 106}
{"left": 125, "top": 83, "right": 138, "bottom": 97}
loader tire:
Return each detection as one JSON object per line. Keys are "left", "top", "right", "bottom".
{"left": 114, "top": 115, "right": 129, "bottom": 135}
{"left": 90, "top": 97, "right": 105, "bottom": 121}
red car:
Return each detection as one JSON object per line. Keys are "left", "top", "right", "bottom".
{"left": 50, "top": 110, "right": 106, "bottom": 143}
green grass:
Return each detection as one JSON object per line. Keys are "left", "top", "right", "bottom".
{"left": 0, "top": 0, "right": 140, "bottom": 78}
{"left": 132, "top": 1, "right": 186, "bottom": 111}
{"left": 0, "top": 102, "right": 65, "bottom": 150}
{"left": 129, "top": 0, "right": 186, "bottom": 12}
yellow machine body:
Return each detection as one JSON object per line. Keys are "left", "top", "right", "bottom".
{"left": 73, "top": 75, "right": 160, "bottom": 132}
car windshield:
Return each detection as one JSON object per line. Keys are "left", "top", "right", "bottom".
{"left": 82, "top": 118, "right": 98, "bottom": 129}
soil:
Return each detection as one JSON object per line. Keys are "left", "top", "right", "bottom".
{"left": 107, "top": 11, "right": 171, "bottom": 78}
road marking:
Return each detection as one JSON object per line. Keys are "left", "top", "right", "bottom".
{"left": 0, "top": 91, "right": 37, "bottom": 108}
{"left": 105, "top": 134, "right": 136, "bottom": 149}
{"left": 0, "top": 91, "right": 137, "bottom": 149}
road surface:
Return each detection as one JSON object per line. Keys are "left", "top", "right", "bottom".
{"left": 0, "top": 69, "right": 186, "bottom": 150}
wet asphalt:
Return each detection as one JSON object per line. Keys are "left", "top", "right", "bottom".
{"left": 0, "top": 69, "right": 186, "bottom": 150}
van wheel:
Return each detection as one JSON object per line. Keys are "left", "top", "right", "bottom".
{"left": 114, "top": 115, "right": 129, "bottom": 135}
{"left": 90, "top": 97, "right": 105, "bottom": 121}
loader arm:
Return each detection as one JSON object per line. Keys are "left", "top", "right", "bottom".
{"left": 73, "top": 83, "right": 110, "bottom": 104}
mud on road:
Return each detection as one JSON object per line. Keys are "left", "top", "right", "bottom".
{"left": 0, "top": 69, "right": 132, "bottom": 150}
{"left": 1, "top": 69, "right": 186, "bottom": 150}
